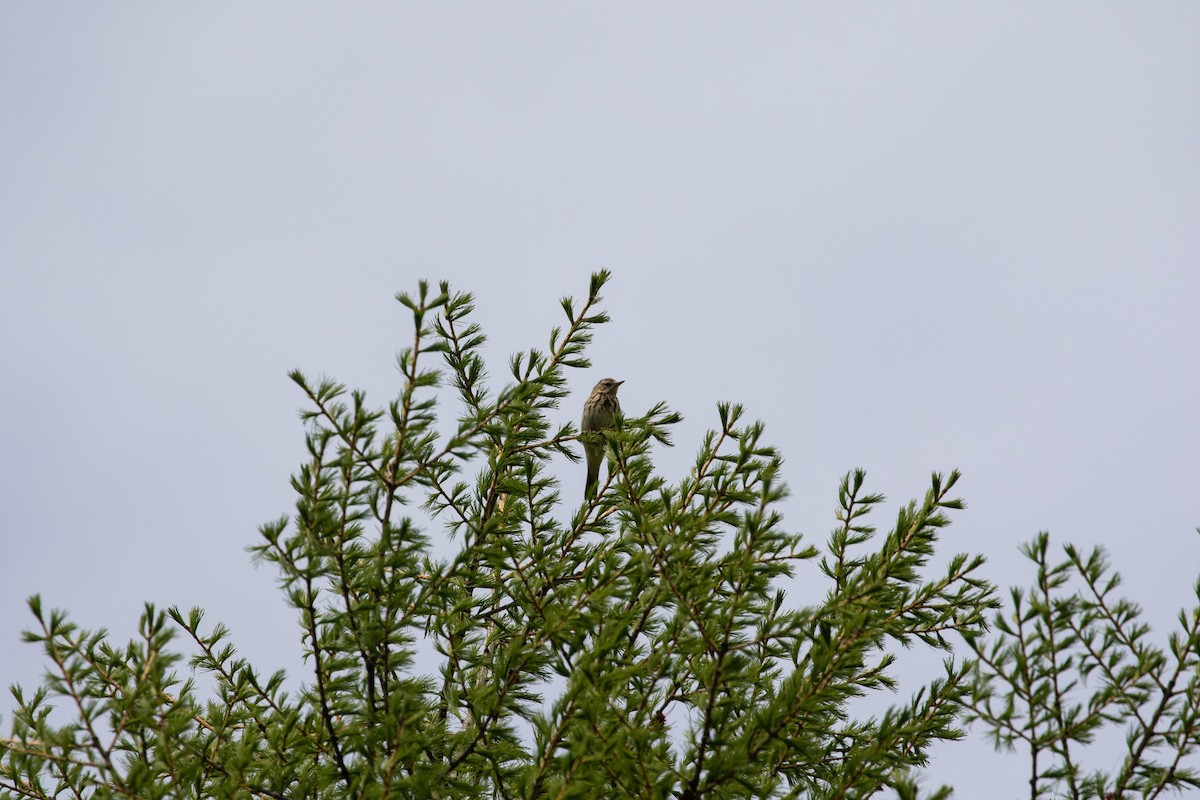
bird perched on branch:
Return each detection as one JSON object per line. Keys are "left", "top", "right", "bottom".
{"left": 581, "top": 377, "right": 623, "bottom": 497}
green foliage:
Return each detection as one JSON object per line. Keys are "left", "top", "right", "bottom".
{"left": 965, "top": 532, "right": 1200, "bottom": 799}
{"left": 2, "top": 273, "right": 997, "bottom": 799}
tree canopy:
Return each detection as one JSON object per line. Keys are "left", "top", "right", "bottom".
{"left": 3, "top": 273, "right": 1197, "bottom": 800}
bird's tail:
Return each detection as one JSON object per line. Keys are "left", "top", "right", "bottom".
{"left": 584, "top": 447, "right": 601, "bottom": 498}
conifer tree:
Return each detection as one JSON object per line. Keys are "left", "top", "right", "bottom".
{"left": 3, "top": 272, "right": 1000, "bottom": 799}
{"left": 964, "top": 533, "right": 1200, "bottom": 799}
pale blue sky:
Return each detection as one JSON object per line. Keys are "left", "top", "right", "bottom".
{"left": 2, "top": 5, "right": 1198, "bottom": 796}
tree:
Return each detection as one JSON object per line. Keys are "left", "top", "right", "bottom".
{"left": 3, "top": 272, "right": 998, "bottom": 799}
{"left": 964, "top": 533, "right": 1200, "bottom": 799}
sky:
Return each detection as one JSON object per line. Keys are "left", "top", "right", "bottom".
{"left": 2, "top": 4, "right": 1198, "bottom": 797}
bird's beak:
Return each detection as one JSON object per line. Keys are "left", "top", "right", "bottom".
{"left": 616, "top": 380, "right": 625, "bottom": 386}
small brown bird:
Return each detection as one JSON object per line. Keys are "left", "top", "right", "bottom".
{"left": 581, "top": 377, "right": 623, "bottom": 497}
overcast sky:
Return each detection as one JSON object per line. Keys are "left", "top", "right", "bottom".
{"left": 2, "top": 5, "right": 1198, "bottom": 797}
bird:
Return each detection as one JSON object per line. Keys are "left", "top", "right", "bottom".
{"left": 581, "top": 377, "right": 623, "bottom": 497}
